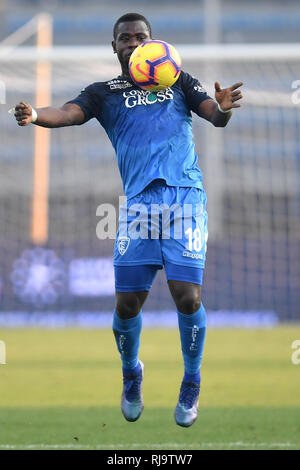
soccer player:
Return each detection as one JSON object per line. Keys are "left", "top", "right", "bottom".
{"left": 13, "top": 13, "right": 243, "bottom": 427}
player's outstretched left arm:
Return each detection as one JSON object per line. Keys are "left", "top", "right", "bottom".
{"left": 198, "top": 81, "right": 243, "bottom": 127}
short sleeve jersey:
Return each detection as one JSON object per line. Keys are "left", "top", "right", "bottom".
{"left": 67, "top": 71, "right": 211, "bottom": 199}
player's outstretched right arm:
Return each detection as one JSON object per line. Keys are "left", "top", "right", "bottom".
{"left": 13, "top": 101, "right": 85, "bottom": 128}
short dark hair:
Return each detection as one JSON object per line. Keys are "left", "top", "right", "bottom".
{"left": 113, "top": 13, "right": 152, "bottom": 40}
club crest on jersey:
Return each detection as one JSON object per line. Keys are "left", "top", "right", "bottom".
{"left": 118, "top": 237, "right": 130, "bottom": 255}
{"left": 123, "top": 88, "right": 174, "bottom": 108}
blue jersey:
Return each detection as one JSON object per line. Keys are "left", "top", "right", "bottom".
{"left": 68, "top": 71, "right": 211, "bottom": 199}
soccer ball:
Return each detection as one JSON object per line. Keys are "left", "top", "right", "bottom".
{"left": 129, "top": 40, "right": 181, "bottom": 92}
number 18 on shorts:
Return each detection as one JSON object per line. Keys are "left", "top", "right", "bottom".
{"left": 114, "top": 185, "right": 208, "bottom": 270}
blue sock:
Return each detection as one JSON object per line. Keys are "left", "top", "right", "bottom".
{"left": 112, "top": 310, "right": 142, "bottom": 371}
{"left": 177, "top": 303, "right": 207, "bottom": 383}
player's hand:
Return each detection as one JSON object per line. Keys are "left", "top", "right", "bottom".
{"left": 13, "top": 102, "right": 34, "bottom": 126}
{"left": 214, "top": 81, "right": 243, "bottom": 112}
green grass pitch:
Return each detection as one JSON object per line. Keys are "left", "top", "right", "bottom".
{"left": 0, "top": 326, "right": 300, "bottom": 450}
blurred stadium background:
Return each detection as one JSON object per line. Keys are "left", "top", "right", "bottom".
{"left": 0, "top": 0, "right": 299, "bottom": 327}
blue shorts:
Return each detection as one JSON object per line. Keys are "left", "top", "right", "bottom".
{"left": 113, "top": 179, "right": 208, "bottom": 291}
{"left": 115, "top": 263, "right": 204, "bottom": 292}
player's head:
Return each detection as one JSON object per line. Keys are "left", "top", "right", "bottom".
{"left": 112, "top": 13, "right": 152, "bottom": 76}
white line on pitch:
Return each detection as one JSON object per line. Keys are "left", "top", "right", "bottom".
{"left": 0, "top": 442, "right": 297, "bottom": 450}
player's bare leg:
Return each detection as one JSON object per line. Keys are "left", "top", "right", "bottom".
{"left": 115, "top": 291, "right": 148, "bottom": 319}
{"left": 168, "top": 280, "right": 206, "bottom": 427}
{"left": 113, "top": 291, "right": 149, "bottom": 422}
{"left": 168, "top": 281, "right": 202, "bottom": 315}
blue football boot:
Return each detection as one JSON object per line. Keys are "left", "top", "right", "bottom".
{"left": 175, "top": 380, "right": 200, "bottom": 427}
{"left": 121, "top": 361, "right": 144, "bottom": 422}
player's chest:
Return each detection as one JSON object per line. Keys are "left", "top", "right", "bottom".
{"left": 120, "top": 87, "right": 175, "bottom": 109}
{"left": 102, "top": 87, "right": 187, "bottom": 123}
